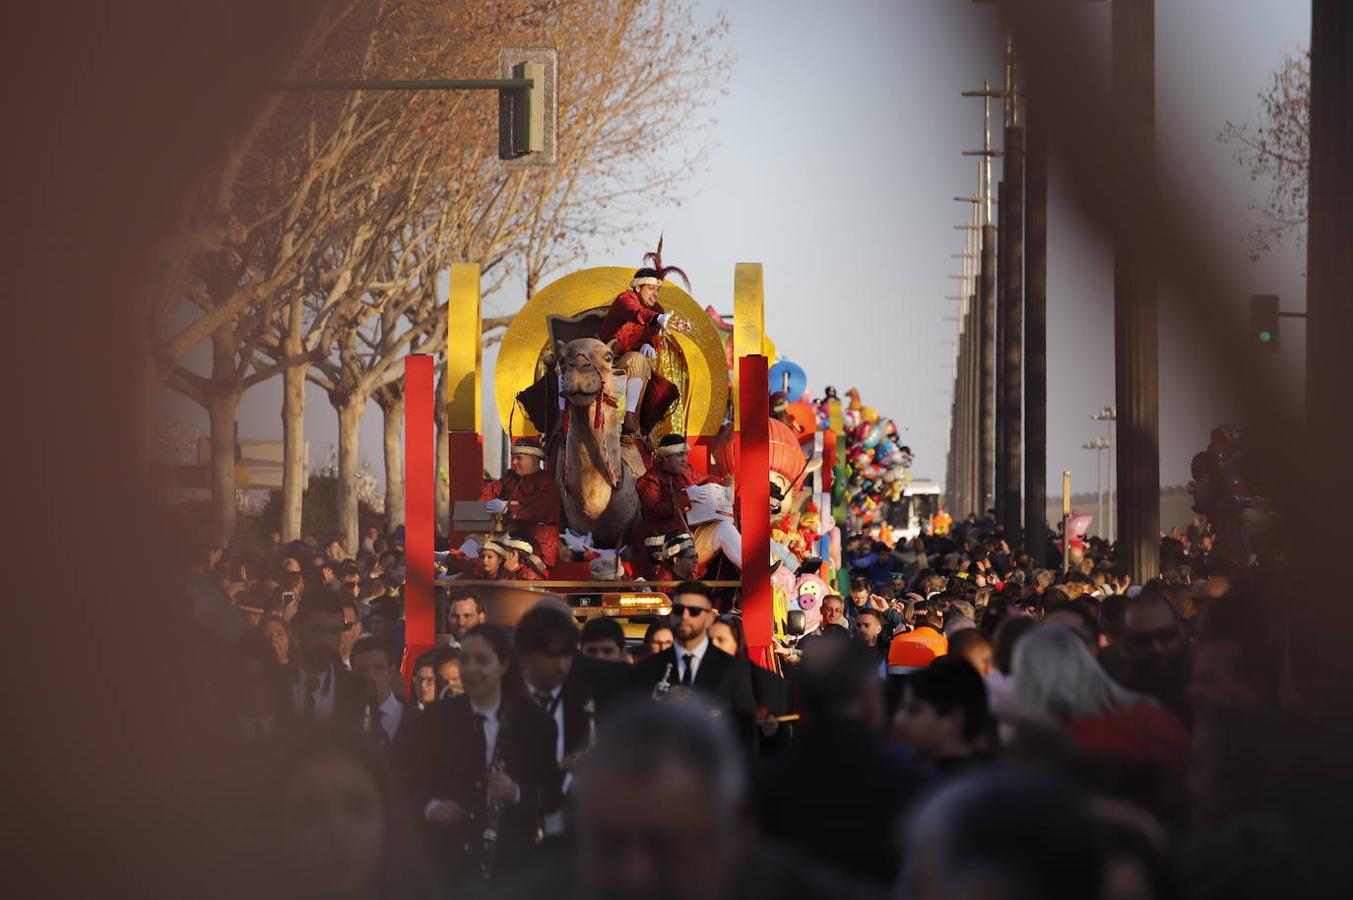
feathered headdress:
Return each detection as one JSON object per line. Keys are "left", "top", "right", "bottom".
{"left": 631, "top": 234, "right": 690, "bottom": 290}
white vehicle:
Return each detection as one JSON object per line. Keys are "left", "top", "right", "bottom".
{"left": 886, "top": 479, "right": 941, "bottom": 541}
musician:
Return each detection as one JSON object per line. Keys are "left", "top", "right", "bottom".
{"left": 481, "top": 437, "right": 562, "bottom": 567}
{"left": 636, "top": 435, "right": 742, "bottom": 570}
{"left": 595, "top": 239, "right": 685, "bottom": 436}
{"left": 513, "top": 603, "right": 596, "bottom": 847}
{"left": 648, "top": 531, "right": 707, "bottom": 583}
{"left": 420, "top": 625, "right": 561, "bottom": 884}
{"left": 634, "top": 581, "right": 757, "bottom": 750}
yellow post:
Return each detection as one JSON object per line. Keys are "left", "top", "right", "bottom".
{"left": 446, "top": 263, "right": 482, "bottom": 433}
{"left": 732, "top": 263, "right": 765, "bottom": 428}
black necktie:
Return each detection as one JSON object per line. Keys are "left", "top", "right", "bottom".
{"left": 303, "top": 675, "right": 319, "bottom": 719}
{"left": 535, "top": 691, "right": 560, "bottom": 717}
{"left": 681, "top": 653, "right": 695, "bottom": 686}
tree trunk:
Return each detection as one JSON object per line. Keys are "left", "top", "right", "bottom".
{"left": 376, "top": 383, "right": 406, "bottom": 533}
{"left": 334, "top": 391, "right": 367, "bottom": 555}
{"left": 206, "top": 385, "right": 241, "bottom": 548}
{"left": 434, "top": 362, "right": 450, "bottom": 538}
{"left": 280, "top": 360, "right": 308, "bottom": 542}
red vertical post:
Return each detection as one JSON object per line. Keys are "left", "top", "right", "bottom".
{"left": 446, "top": 434, "right": 484, "bottom": 545}
{"left": 738, "top": 355, "right": 772, "bottom": 668}
{"left": 403, "top": 355, "right": 435, "bottom": 683}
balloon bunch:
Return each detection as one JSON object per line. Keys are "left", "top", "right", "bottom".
{"left": 815, "top": 386, "right": 914, "bottom": 527}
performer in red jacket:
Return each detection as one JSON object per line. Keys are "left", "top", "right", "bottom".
{"left": 636, "top": 435, "right": 742, "bottom": 570}
{"left": 480, "top": 437, "right": 561, "bottom": 568}
{"left": 596, "top": 239, "right": 686, "bottom": 436}
{"left": 648, "top": 531, "right": 707, "bottom": 583}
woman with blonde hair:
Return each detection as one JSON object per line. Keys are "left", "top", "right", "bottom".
{"left": 1013, "top": 625, "right": 1190, "bottom": 773}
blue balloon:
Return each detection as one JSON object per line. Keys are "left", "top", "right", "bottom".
{"left": 768, "top": 359, "right": 808, "bottom": 401}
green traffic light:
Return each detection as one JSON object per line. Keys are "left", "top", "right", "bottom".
{"left": 1258, "top": 330, "right": 1273, "bottom": 343}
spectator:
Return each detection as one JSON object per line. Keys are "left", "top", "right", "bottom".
{"left": 893, "top": 656, "right": 991, "bottom": 773}
{"left": 1119, "top": 589, "right": 1192, "bottom": 724}
{"left": 947, "top": 627, "right": 994, "bottom": 678}
{"left": 410, "top": 653, "right": 439, "bottom": 711}
{"left": 579, "top": 616, "right": 625, "bottom": 662}
{"left": 350, "top": 636, "right": 419, "bottom": 756}
{"left": 256, "top": 726, "right": 436, "bottom": 899}
{"left": 445, "top": 589, "right": 484, "bottom": 649}
{"left": 709, "top": 614, "right": 791, "bottom": 753}
{"left": 258, "top": 613, "right": 291, "bottom": 667}
{"left": 278, "top": 591, "right": 368, "bottom": 729}
{"left": 640, "top": 622, "right": 675, "bottom": 660}
{"left": 432, "top": 646, "right": 463, "bottom": 700}
{"left": 817, "top": 594, "right": 849, "bottom": 633}
{"left": 1012, "top": 626, "right": 1190, "bottom": 774}
{"left": 755, "top": 636, "right": 919, "bottom": 886}
{"left": 337, "top": 596, "right": 363, "bottom": 670}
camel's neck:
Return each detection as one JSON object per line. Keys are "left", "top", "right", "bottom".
{"left": 565, "top": 401, "right": 621, "bottom": 493}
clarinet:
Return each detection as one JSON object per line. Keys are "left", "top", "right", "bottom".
{"left": 480, "top": 712, "right": 508, "bottom": 880}
{"left": 652, "top": 662, "right": 674, "bottom": 700}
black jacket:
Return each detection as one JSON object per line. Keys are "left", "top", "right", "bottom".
{"left": 272, "top": 659, "right": 369, "bottom": 732}
{"left": 635, "top": 643, "right": 758, "bottom": 748}
{"left": 419, "top": 692, "right": 562, "bottom": 882}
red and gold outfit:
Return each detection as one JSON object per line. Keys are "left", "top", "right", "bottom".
{"left": 480, "top": 470, "right": 562, "bottom": 568}
{"left": 635, "top": 464, "right": 720, "bottom": 536}
{"left": 596, "top": 290, "right": 679, "bottom": 433}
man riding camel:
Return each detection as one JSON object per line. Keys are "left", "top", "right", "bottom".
{"left": 596, "top": 238, "right": 688, "bottom": 437}
{"left": 479, "top": 436, "right": 562, "bottom": 568}
{"left": 636, "top": 434, "right": 742, "bottom": 570}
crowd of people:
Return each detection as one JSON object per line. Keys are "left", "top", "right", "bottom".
{"left": 180, "top": 503, "right": 1318, "bottom": 900}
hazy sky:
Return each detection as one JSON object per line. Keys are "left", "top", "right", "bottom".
{"left": 165, "top": 0, "right": 1311, "bottom": 508}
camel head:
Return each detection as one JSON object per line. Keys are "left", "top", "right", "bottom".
{"left": 556, "top": 338, "right": 619, "bottom": 407}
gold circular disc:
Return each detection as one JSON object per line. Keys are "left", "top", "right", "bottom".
{"left": 495, "top": 267, "right": 730, "bottom": 436}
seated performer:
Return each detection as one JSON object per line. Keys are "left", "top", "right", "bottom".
{"left": 648, "top": 531, "right": 706, "bottom": 582}
{"left": 437, "top": 538, "right": 508, "bottom": 580}
{"left": 596, "top": 238, "right": 686, "bottom": 436}
{"left": 480, "top": 437, "right": 562, "bottom": 568}
{"left": 496, "top": 535, "right": 547, "bottom": 581}
{"left": 636, "top": 435, "right": 742, "bottom": 570}
{"left": 437, "top": 535, "right": 545, "bottom": 581}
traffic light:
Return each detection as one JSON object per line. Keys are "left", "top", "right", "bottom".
{"left": 1250, "top": 294, "right": 1280, "bottom": 350}
{"left": 498, "top": 49, "right": 557, "bottom": 166}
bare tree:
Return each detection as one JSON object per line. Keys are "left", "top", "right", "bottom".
{"left": 1220, "top": 50, "right": 1309, "bottom": 261}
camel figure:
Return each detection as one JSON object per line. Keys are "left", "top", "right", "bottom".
{"left": 554, "top": 337, "right": 642, "bottom": 547}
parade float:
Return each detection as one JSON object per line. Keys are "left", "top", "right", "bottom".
{"left": 395, "top": 251, "right": 833, "bottom": 674}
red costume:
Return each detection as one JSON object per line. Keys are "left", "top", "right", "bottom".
{"left": 648, "top": 561, "right": 708, "bottom": 582}
{"left": 596, "top": 290, "right": 680, "bottom": 433}
{"left": 480, "top": 470, "right": 561, "bottom": 568}
{"left": 635, "top": 464, "right": 720, "bottom": 535}
{"left": 438, "top": 550, "right": 543, "bottom": 581}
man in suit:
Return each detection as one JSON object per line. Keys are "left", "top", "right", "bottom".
{"left": 350, "top": 636, "right": 420, "bottom": 763}
{"left": 514, "top": 602, "right": 596, "bottom": 847}
{"left": 275, "top": 590, "right": 368, "bottom": 730}
{"left": 634, "top": 581, "right": 757, "bottom": 748}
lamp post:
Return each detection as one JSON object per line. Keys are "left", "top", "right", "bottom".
{"left": 1092, "top": 407, "right": 1118, "bottom": 543}
{"left": 1082, "top": 436, "right": 1111, "bottom": 537}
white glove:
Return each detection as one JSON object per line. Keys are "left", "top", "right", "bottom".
{"left": 656, "top": 312, "right": 671, "bottom": 329}
{"left": 485, "top": 498, "right": 507, "bottom": 515}
{"left": 561, "top": 529, "right": 592, "bottom": 553}
{"left": 639, "top": 343, "right": 657, "bottom": 358}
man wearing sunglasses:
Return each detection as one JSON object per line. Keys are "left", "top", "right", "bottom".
{"left": 635, "top": 581, "right": 757, "bottom": 748}
{"left": 1119, "top": 590, "right": 1192, "bottom": 724}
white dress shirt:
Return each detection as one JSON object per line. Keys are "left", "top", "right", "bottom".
{"left": 526, "top": 680, "right": 568, "bottom": 836}
{"left": 470, "top": 698, "right": 502, "bottom": 767}
{"left": 365, "top": 690, "right": 404, "bottom": 743}
{"left": 292, "top": 665, "right": 336, "bottom": 719}
{"left": 676, "top": 636, "right": 710, "bottom": 685}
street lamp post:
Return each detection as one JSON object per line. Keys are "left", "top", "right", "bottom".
{"left": 1092, "top": 407, "right": 1118, "bottom": 543}
{"left": 1082, "top": 436, "right": 1110, "bottom": 538}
